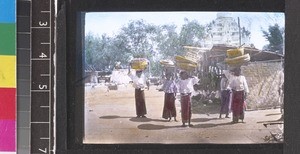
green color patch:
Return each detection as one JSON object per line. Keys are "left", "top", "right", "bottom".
{"left": 0, "top": 23, "right": 16, "bottom": 55}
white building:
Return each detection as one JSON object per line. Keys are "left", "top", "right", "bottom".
{"left": 204, "top": 13, "right": 251, "bottom": 48}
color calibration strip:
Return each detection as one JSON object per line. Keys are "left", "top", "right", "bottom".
{"left": 0, "top": 0, "right": 17, "bottom": 153}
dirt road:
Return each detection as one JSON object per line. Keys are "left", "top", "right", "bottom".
{"left": 84, "top": 84, "right": 283, "bottom": 144}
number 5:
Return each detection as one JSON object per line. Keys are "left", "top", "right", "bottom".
{"left": 39, "top": 84, "right": 48, "bottom": 90}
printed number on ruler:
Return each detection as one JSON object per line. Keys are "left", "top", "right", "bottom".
{"left": 31, "top": 0, "right": 53, "bottom": 153}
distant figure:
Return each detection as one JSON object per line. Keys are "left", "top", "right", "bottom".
{"left": 159, "top": 73, "right": 178, "bottom": 122}
{"left": 128, "top": 69, "right": 147, "bottom": 118}
{"left": 225, "top": 68, "right": 249, "bottom": 123}
{"left": 146, "top": 79, "right": 150, "bottom": 90}
{"left": 278, "top": 64, "right": 284, "bottom": 119}
{"left": 219, "top": 73, "right": 231, "bottom": 119}
{"left": 176, "top": 71, "right": 199, "bottom": 127}
{"left": 91, "top": 71, "right": 98, "bottom": 88}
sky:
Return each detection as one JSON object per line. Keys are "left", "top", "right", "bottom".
{"left": 85, "top": 12, "right": 284, "bottom": 50}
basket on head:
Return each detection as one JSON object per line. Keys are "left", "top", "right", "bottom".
{"left": 176, "top": 62, "right": 197, "bottom": 71}
{"left": 226, "top": 48, "right": 244, "bottom": 58}
{"left": 174, "top": 55, "right": 197, "bottom": 71}
{"left": 130, "top": 58, "right": 148, "bottom": 70}
{"left": 160, "top": 59, "right": 175, "bottom": 67}
{"left": 225, "top": 53, "right": 250, "bottom": 65}
{"left": 174, "top": 55, "right": 197, "bottom": 65}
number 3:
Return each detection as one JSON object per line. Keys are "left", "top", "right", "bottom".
{"left": 39, "top": 21, "right": 48, "bottom": 26}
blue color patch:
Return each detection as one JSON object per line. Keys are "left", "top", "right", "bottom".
{"left": 0, "top": 0, "right": 16, "bottom": 23}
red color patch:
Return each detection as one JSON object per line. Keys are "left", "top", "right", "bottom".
{"left": 0, "top": 88, "right": 16, "bottom": 120}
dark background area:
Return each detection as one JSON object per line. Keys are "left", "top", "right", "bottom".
{"left": 55, "top": 0, "right": 300, "bottom": 153}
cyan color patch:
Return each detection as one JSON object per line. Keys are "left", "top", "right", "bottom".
{"left": 0, "top": 0, "right": 16, "bottom": 23}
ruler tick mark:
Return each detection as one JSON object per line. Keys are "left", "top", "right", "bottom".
{"left": 31, "top": 58, "right": 50, "bottom": 60}
{"left": 41, "top": 11, "right": 50, "bottom": 13}
{"left": 40, "top": 106, "right": 50, "bottom": 108}
{"left": 31, "top": 122, "right": 50, "bottom": 124}
{"left": 40, "top": 74, "right": 50, "bottom": 77}
{"left": 31, "top": 90, "right": 50, "bottom": 92}
{"left": 41, "top": 42, "right": 50, "bottom": 45}
{"left": 17, "top": 48, "right": 30, "bottom": 50}
{"left": 17, "top": 32, "right": 31, "bottom": 35}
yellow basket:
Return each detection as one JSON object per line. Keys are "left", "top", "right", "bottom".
{"left": 176, "top": 62, "right": 197, "bottom": 71}
{"left": 160, "top": 60, "right": 175, "bottom": 67}
{"left": 131, "top": 58, "right": 148, "bottom": 70}
{"left": 174, "top": 55, "right": 197, "bottom": 65}
{"left": 227, "top": 48, "right": 244, "bottom": 58}
{"left": 225, "top": 53, "right": 250, "bottom": 65}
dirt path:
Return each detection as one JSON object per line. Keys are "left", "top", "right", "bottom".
{"left": 84, "top": 84, "right": 283, "bottom": 144}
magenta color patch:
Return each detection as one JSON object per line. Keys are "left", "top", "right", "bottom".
{"left": 0, "top": 120, "right": 15, "bottom": 151}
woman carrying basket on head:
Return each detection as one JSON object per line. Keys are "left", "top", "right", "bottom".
{"left": 176, "top": 71, "right": 199, "bottom": 127}
{"left": 224, "top": 68, "right": 249, "bottom": 123}
{"left": 159, "top": 73, "right": 178, "bottom": 122}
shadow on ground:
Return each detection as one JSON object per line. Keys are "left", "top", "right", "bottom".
{"left": 191, "top": 117, "right": 219, "bottom": 122}
{"left": 137, "top": 121, "right": 235, "bottom": 130}
{"left": 99, "top": 115, "right": 168, "bottom": 123}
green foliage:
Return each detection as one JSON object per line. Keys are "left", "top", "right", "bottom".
{"left": 179, "top": 18, "right": 206, "bottom": 47}
{"left": 262, "top": 24, "right": 284, "bottom": 54}
{"left": 85, "top": 19, "right": 206, "bottom": 74}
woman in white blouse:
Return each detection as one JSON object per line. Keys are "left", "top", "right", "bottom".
{"left": 128, "top": 69, "right": 147, "bottom": 118}
{"left": 226, "top": 68, "right": 249, "bottom": 123}
{"left": 176, "top": 71, "right": 199, "bottom": 127}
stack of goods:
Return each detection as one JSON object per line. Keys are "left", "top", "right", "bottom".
{"left": 174, "top": 55, "right": 198, "bottom": 71}
{"left": 225, "top": 48, "right": 250, "bottom": 67}
{"left": 159, "top": 59, "right": 175, "bottom": 68}
{"left": 130, "top": 58, "right": 149, "bottom": 71}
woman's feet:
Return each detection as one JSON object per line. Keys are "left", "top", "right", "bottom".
{"left": 181, "top": 122, "right": 193, "bottom": 127}
{"left": 225, "top": 114, "right": 230, "bottom": 118}
{"left": 136, "top": 115, "right": 147, "bottom": 118}
{"left": 167, "top": 117, "right": 177, "bottom": 122}
{"left": 220, "top": 114, "right": 230, "bottom": 118}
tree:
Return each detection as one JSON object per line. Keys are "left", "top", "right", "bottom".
{"left": 85, "top": 19, "right": 208, "bottom": 75}
{"left": 120, "top": 19, "right": 159, "bottom": 58}
{"left": 156, "top": 24, "right": 182, "bottom": 59}
{"left": 262, "top": 24, "right": 284, "bottom": 54}
{"left": 179, "top": 18, "right": 206, "bottom": 47}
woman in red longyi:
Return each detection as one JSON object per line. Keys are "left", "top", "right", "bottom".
{"left": 227, "top": 68, "right": 249, "bottom": 123}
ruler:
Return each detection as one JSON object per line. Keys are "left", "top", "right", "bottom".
{"left": 30, "top": 0, "right": 54, "bottom": 153}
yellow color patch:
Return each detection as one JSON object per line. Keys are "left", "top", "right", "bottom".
{"left": 0, "top": 55, "right": 16, "bottom": 88}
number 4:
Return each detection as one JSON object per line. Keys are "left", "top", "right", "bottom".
{"left": 39, "top": 52, "right": 47, "bottom": 58}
